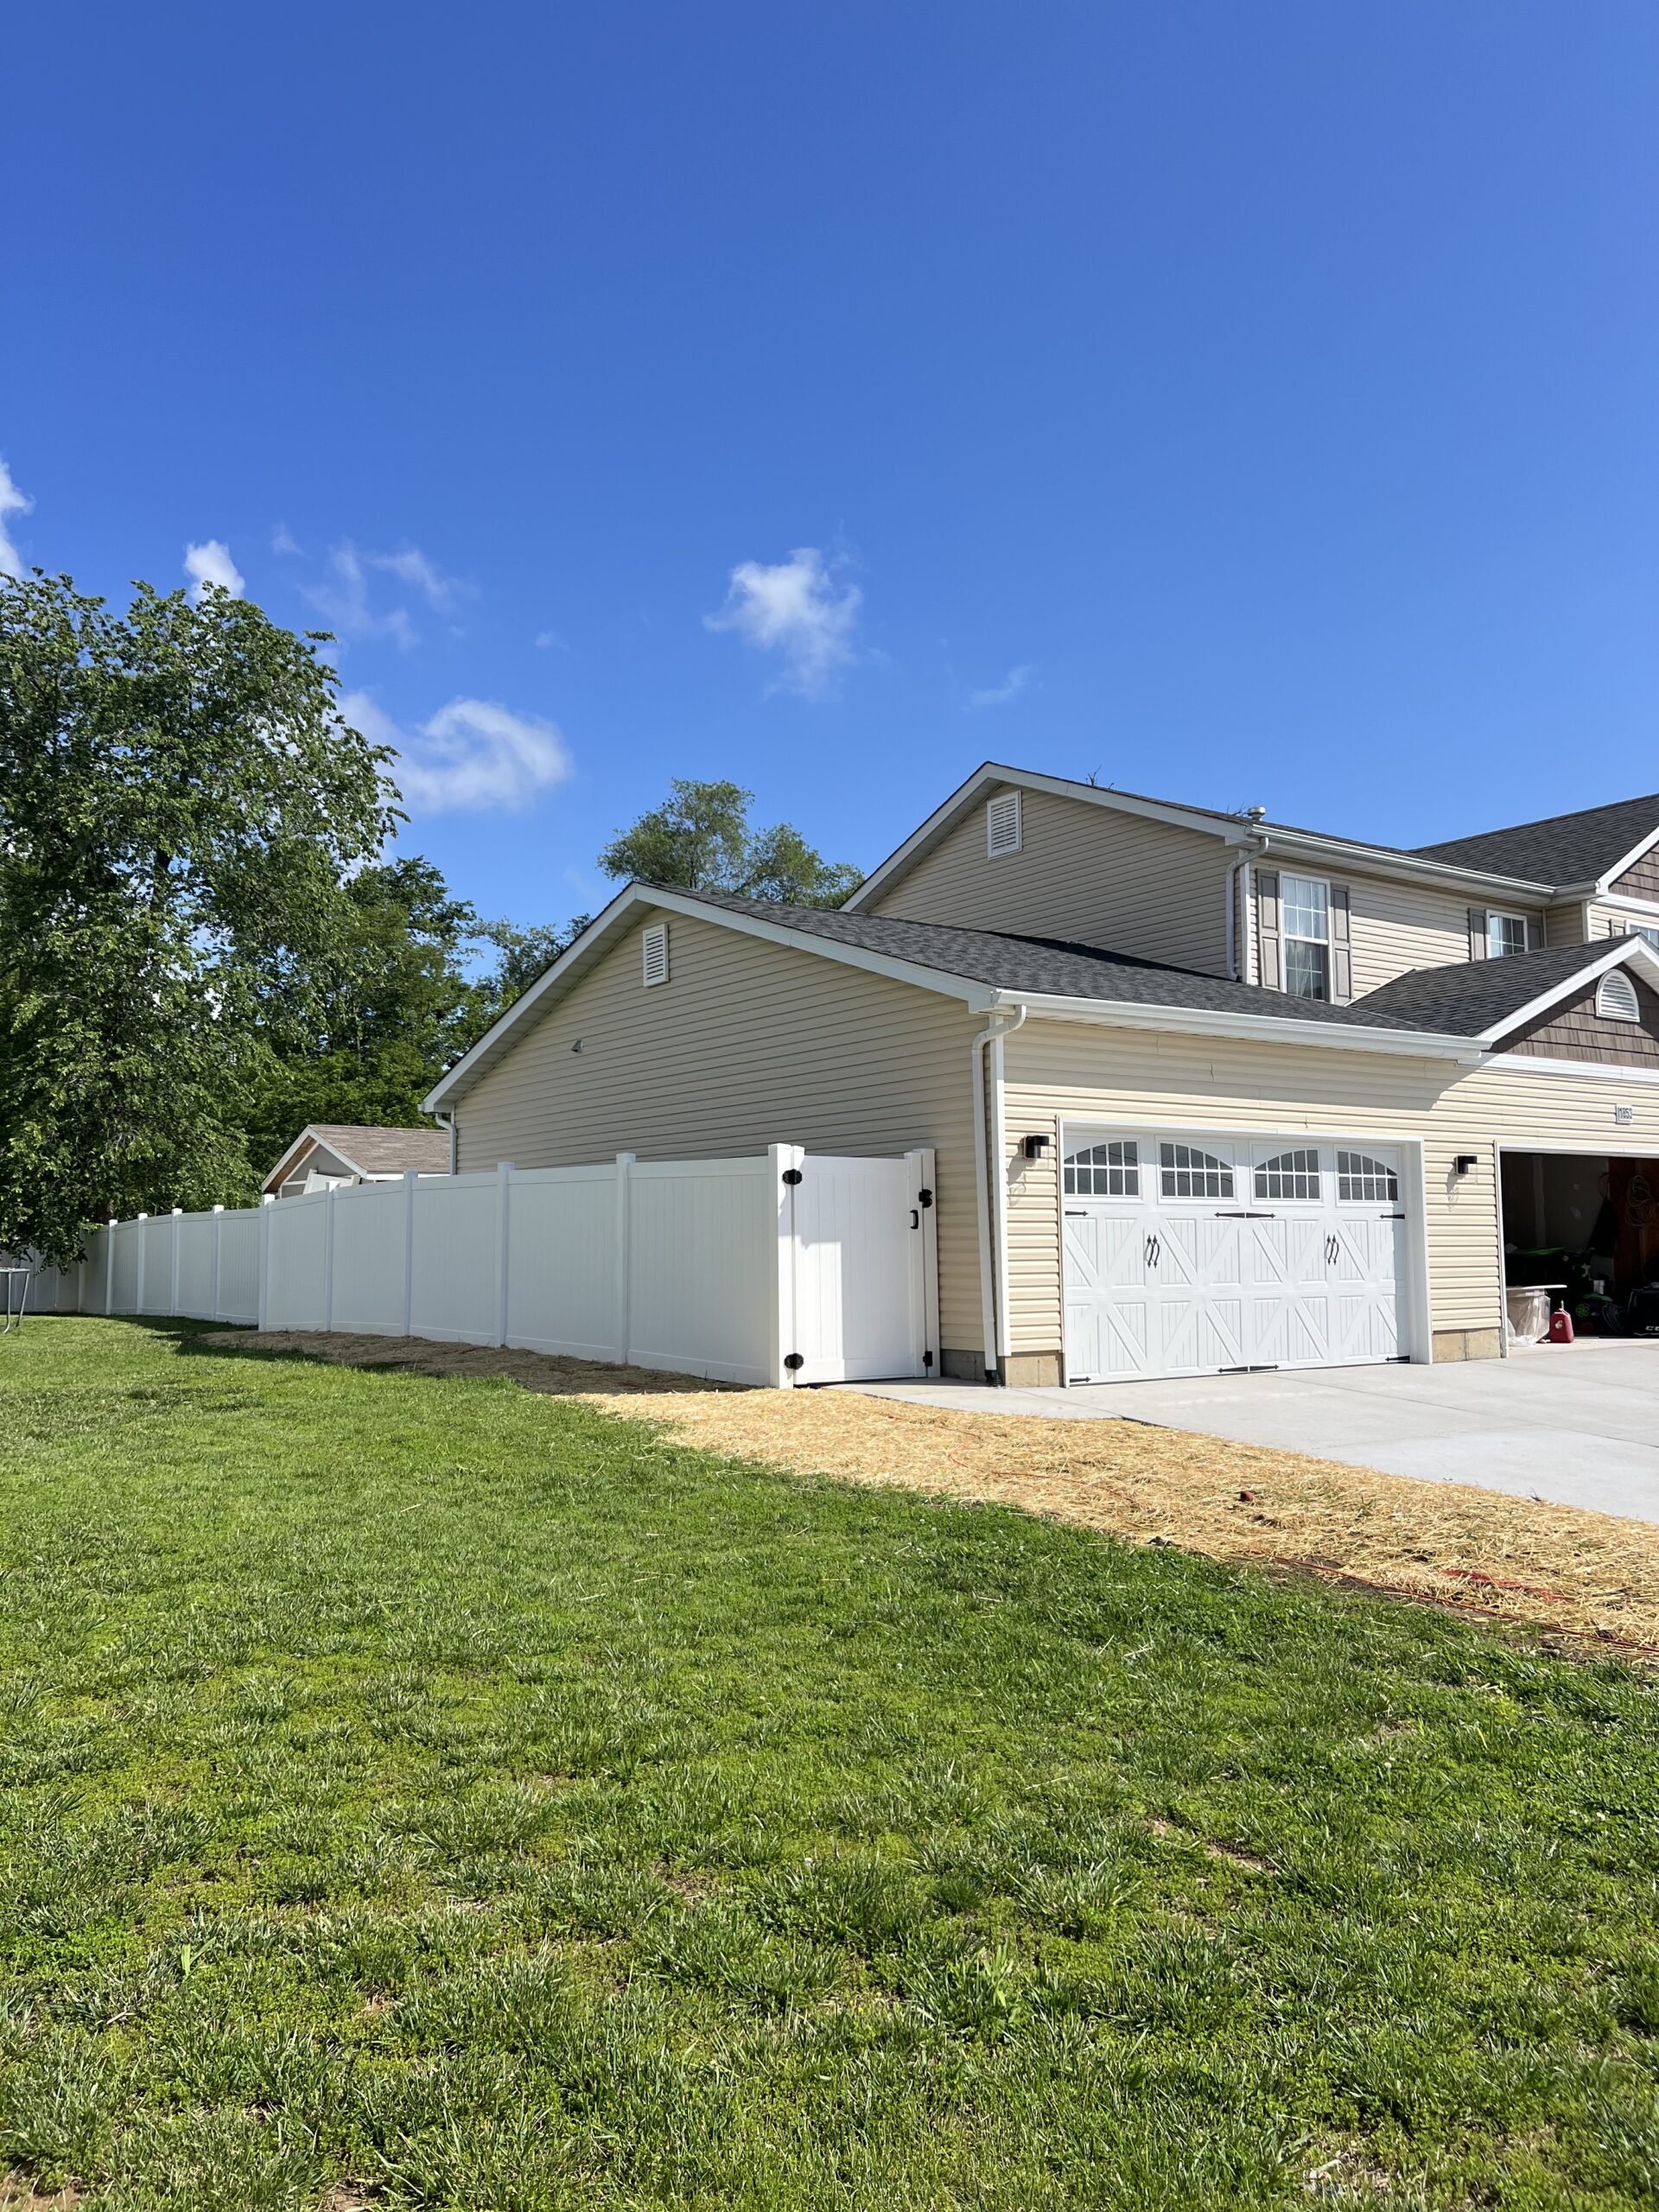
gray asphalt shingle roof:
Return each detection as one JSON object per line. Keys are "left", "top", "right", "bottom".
{"left": 1347, "top": 939, "right": 1639, "bottom": 1037}
{"left": 1409, "top": 794, "right": 1659, "bottom": 885}
{"left": 664, "top": 888, "right": 1437, "bottom": 1032}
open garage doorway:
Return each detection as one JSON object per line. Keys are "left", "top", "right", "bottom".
{"left": 1499, "top": 1148, "right": 1659, "bottom": 1340}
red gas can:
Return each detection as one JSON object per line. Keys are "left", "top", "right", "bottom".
{"left": 1548, "top": 1307, "right": 1575, "bottom": 1345}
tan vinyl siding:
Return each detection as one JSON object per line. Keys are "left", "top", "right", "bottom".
{"left": 453, "top": 911, "right": 987, "bottom": 1356}
{"left": 1544, "top": 903, "right": 1590, "bottom": 948}
{"left": 998, "top": 1019, "right": 1656, "bottom": 1357}
{"left": 868, "top": 786, "right": 1235, "bottom": 974}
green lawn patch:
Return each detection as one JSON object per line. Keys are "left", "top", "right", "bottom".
{"left": 1, "top": 1319, "right": 1657, "bottom": 2210}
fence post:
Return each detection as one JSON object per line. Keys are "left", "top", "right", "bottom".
{"left": 494, "top": 1163, "right": 515, "bottom": 1348}
{"left": 766, "top": 1144, "right": 805, "bottom": 1389}
{"left": 322, "top": 1185, "right": 337, "bottom": 1333}
{"left": 135, "top": 1215, "right": 149, "bottom": 1314}
{"left": 105, "top": 1221, "right": 116, "bottom": 1316}
{"left": 402, "top": 1171, "right": 417, "bottom": 1338}
{"left": 211, "top": 1205, "right": 225, "bottom": 1323}
{"left": 613, "top": 1153, "right": 635, "bottom": 1366}
{"left": 170, "top": 1209, "right": 183, "bottom": 1316}
{"left": 257, "top": 1195, "right": 274, "bottom": 1332}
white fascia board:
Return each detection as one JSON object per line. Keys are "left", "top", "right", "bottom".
{"left": 989, "top": 989, "right": 1480, "bottom": 1063}
{"left": 1483, "top": 1053, "right": 1659, "bottom": 1088}
{"left": 1251, "top": 830, "right": 1554, "bottom": 901}
{"left": 421, "top": 883, "right": 998, "bottom": 1112}
{"left": 1472, "top": 938, "right": 1659, "bottom": 1047}
{"left": 1594, "top": 820, "right": 1659, "bottom": 895}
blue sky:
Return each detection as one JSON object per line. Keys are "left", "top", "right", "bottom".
{"left": 4, "top": 3, "right": 1656, "bottom": 931}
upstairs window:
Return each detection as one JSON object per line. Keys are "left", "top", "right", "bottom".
{"left": 1281, "top": 874, "right": 1330, "bottom": 999}
{"left": 1160, "top": 1142, "right": 1234, "bottom": 1199}
{"left": 986, "top": 791, "right": 1023, "bottom": 857}
{"left": 641, "top": 922, "right": 669, "bottom": 987}
{"left": 1255, "top": 1147, "right": 1320, "bottom": 1201}
{"left": 1597, "top": 969, "right": 1641, "bottom": 1022}
{"left": 1487, "top": 912, "right": 1529, "bottom": 958}
{"left": 1064, "top": 1139, "right": 1139, "bottom": 1198}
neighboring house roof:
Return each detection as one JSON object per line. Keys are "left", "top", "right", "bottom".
{"left": 843, "top": 762, "right": 1565, "bottom": 912}
{"left": 263, "top": 1123, "right": 450, "bottom": 1192}
{"left": 1351, "top": 934, "right": 1659, "bottom": 1045}
{"left": 1409, "top": 793, "right": 1659, "bottom": 888}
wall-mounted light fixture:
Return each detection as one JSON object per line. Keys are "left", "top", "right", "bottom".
{"left": 1023, "top": 1134, "right": 1051, "bottom": 1159}
{"left": 1454, "top": 1154, "right": 1478, "bottom": 1177}
{"left": 571, "top": 1039, "right": 584, "bottom": 1053}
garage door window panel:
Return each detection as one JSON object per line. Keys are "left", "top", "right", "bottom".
{"left": 1064, "top": 1140, "right": 1139, "bottom": 1198}
{"left": 1255, "top": 1147, "right": 1321, "bottom": 1202}
{"left": 1337, "top": 1151, "right": 1399, "bottom": 1205}
{"left": 1160, "top": 1142, "right": 1234, "bottom": 1200}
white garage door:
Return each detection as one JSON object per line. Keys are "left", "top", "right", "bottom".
{"left": 1061, "top": 1129, "right": 1411, "bottom": 1383}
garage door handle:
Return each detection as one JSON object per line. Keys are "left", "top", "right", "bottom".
{"left": 1144, "top": 1233, "right": 1161, "bottom": 1266}
{"left": 1215, "top": 1210, "right": 1274, "bottom": 1218}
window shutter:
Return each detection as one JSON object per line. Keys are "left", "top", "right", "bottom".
{"left": 1255, "top": 869, "right": 1281, "bottom": 991}
{"left": 986, "top": 791, "right": 1022, "bottom": 857}
{"left": 1329, "top": 883, "right": 1352, "bottom": 1002}
{"left": 641, "top": 921, "right": 669, "bottom": 987}
{"left": 1467, "top": 908, "right": 1488, "bottom": 962}
{"left": 1523, "top": 916, "right": 1536, "bottom": 951}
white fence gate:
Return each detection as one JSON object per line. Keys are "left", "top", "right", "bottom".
{"left": 21, "top": 1146, "right": 938, "bottom": 1389}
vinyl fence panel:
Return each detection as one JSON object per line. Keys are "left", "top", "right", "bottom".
{"left": 504, "top": 1163, "right": 619, "bottom": 1359}
{"left": 62, "top": 1147, "right": 940, "bottom": 1387}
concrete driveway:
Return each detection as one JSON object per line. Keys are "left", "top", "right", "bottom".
{"left": 850, "top": 1342, "right": 1659, "bottom": 1522}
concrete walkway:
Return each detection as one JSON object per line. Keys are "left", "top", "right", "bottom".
{"left": 846, "top": 1342, "right": 1659, "bottom": 1522}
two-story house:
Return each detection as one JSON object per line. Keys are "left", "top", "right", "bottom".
{"left": 424, "top": 763, "right": 1659, "bottom": 1388}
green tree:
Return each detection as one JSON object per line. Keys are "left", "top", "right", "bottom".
{"left": 0, "top": 572, "right": 397, "bottom": 1263}
{"left": 598, "top": 778, "right": 861, "bottom": 906}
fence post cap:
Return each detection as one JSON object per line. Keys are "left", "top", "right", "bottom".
{"left": 212, "top": 1204, "right": 225, "bottom": 1213}
{"left": 137, "top": 1211, "right": 149, "bottom": 1220}
{"left": 172, "top": 1207, "right": 184, "bottom": 1216}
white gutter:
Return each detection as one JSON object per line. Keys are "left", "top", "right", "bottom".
{"left": 986, "top": 989, "right": 1482, "bottom": 1062}
{"left": 969, "top": 1004, "right": 1027, "bottom": 1383}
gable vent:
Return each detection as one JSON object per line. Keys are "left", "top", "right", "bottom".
{"left": 641, "top": 921, "right": 669, "bottom": 988}
{"left": 986, "top": 790, "right": 1023, "bottom": 858}
{"left": 1598, "top": 969, "right": 1640, "bottom": 1022}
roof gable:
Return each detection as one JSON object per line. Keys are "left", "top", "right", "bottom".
{"left": 1349, "top": 935, "right": 1659, "bottom": 1045}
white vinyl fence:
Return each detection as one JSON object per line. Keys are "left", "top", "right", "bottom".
{"left": 22, "top": 1147, "right": 940, "bottom": 1389}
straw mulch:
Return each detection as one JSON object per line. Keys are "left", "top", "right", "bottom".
{"left": 215, "top": 1332, "right": 1659, "bottom": 1663}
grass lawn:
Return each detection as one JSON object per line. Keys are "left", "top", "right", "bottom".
{"left": 2, "top": 1323, "right": 1658, "bottom": 2211}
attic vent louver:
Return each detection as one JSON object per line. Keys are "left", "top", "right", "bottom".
{"left": 1598, "top": 969, "right": 1640, "bottom": 1022}
{"left": 987, "top": 790, "right": 1022, "bottom": 858}
{"left": 642, "top": 921, "right": 669, "bottom": 988}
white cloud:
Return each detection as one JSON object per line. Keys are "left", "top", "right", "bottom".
{"left": 0, "top": 454, "right": 35, "bottom": 579}
{"left": 297, "top": 540, "right": 469, "bottom": 651}
{"left": 184, "top": 539, "right": 245, "bottom": 603}
{"left": 534, "top": 627, "right": 569, "bottom": 652}
{"left": 704, "top": 545, "right": 861, "bottom": 697}
{"left": 367, "top": 545, "right": 463, "bottom": 611}
{"left": 340, "top": 689, "right": 574, "bottom": 814}
{"left": 270, "top": 523, "right": 302, "bottom": 557}
{"left": 968, "top": 664, "right": 1031, "bottom": 709}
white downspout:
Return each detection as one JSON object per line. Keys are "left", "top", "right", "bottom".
{"left": 970, "top": 1002, "right": 1027, "bottom": 1384}
{"left": 437, "top": 1111, "right": 457, "bottom": 1173}
{"left": 1225, "top": 847, "right": 1259, "bottom": 982}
